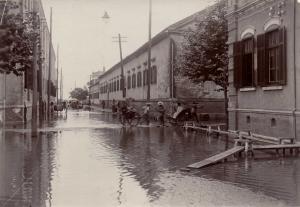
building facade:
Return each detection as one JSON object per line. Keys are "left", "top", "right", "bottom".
{"left": 0, "top": 0, "right": 57, "bottom": 125}
{"left": 89, "top": 70, "right": 104, "bottom": 105}
{"left": 227, "top": 0, "right": 300, "bottom": 139}
{"left": 94, "top": 8, "right": 225, "bottom": 117}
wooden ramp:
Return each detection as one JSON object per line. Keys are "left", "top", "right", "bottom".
{"left": 188, "top": 146, "right": 245, "bottom": 169}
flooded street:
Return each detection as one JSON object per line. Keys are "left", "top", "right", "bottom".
{"left": 0, "top": 111, "right": 299, "bottom": 207}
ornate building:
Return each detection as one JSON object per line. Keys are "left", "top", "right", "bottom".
{"left": 227, "top": 0, "right": 300, "bottom": 139}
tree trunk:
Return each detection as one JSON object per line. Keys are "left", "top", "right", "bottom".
{"left": 224, "top": 86, "right": 229, "bottom": 131}
{"left": 224, "top": 85, "right": 229, "bottom": 150}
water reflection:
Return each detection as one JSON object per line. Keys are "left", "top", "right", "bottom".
{"left": 0, "top": 131, "right": 57, "bottom": 207}
{"left": 0, "top": 111, "right": 299, "bottom": 206}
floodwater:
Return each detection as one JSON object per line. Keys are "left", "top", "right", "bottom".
{"left": 0, "top": 111, "right": 299, "bottom": 207}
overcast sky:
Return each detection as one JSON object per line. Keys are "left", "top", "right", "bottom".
{"left": 41, "top": 0, "right": 215, "bottom": 98}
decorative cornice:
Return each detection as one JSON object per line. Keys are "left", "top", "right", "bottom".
{"left": 227, "top": 0, "right": 287, "bottom": 19}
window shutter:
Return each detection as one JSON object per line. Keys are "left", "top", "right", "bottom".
{"left": 257, "top": 33, "right": 266, "bottom": 86}
{"left": 278, "top": 27, "right": 286, "bottom": 85}
{"left": 252, "top": 37, "right": 255, "bottom": 86}
{"left": 233, "top": 41, "right": 242, "bottom": 88}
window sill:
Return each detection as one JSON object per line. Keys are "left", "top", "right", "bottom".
{"left": 240, "top": 87, "right": 256, "bottom": 92}
{"left": 262, "top": 86, "right": 283, "bottom": 91}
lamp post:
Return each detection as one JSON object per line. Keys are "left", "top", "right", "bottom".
{"left": 0, "top": 0, "right": 8, "bottom": 135}
{"left": 47, "top": 7, "right": 53, "bottom": 119}
{"left": 31, "top": 11, "right": 41, "bottom": 137}
{"left": 147, "top": 0, "right": 152, "bottom": 101}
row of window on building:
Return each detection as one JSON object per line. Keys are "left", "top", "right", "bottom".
{"left": 99, "top": 66, "right": 158, "bottom": 94}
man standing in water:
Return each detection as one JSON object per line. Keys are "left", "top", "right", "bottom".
{"left": 156, "top": 102, "right": 165, "bottom": 127}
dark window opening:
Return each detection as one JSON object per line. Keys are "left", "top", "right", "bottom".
{"left": 271, "top": 118, "right": 276, "bottom": 127}
{"left": 127, "top": 75, "right": 131, "bottom": 89}
{"left": 137, "top": 72, "right": 142, "bottom": 87}
{"left": 246, "top": 116, "right": 251, "bottom": 124}
{"left": 143, "top": 70, "right": 149, "bottom": 86}
{"left": 151, "top": 66, "right": 157, "bottom": 84}
{"left": 132, "top": 73, "right": 136, "bottom": 88}
{"left": 242, "top": 38, "right": 254, "bottom": 87}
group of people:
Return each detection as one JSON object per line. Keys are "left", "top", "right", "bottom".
{"left": 111, "top": 99, "right": 199, "bottom": 126}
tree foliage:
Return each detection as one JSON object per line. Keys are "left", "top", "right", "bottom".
{"left": 70, "top": 88, "right": 88, "bottom": 101}
{"left": 0, "top": 2, "right": 40, "bottom": 75}
{"left": 177, "top": 1, "right": 228, "bottom": 90}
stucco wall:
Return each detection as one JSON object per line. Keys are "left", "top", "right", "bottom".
{"left": 98, "top": 37, "right": 171, "bottom": 101}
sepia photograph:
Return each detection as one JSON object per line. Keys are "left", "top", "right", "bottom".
{"left": 1, "top": 0, "right": 300, "bottom": 206}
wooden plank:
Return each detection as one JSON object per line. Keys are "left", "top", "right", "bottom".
{"left": 251, "top": 133, "right": 280, "bottom": 142}
{"left": 253, "top": 144, "right": 300, "bottom": 150}
{"left": 188, "top": 146, "right": 245, "bottom": 169}
{"left": 202, "top": 123, "right": 226, "bottom": 127}
{"left": 241, "top": 134, "right": 278, "bottom": 144}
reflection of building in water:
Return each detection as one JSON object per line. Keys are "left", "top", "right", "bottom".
{"left": 101, "top": 127, "right": 218, "bottom": 200}
{"left": 0, "top": 132, "right": 57, "bottom": 206}
{"left": 106, "top": 127, "right": 300, "bottom": 205}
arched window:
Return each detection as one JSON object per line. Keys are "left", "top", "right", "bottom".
{"left": 143, "top": 70, "right": 148, "bottom": 86}
{"left": 132, "top": 73, "right": 136, "bottom": 88}
{"left": 151, "top": 66, "right": 157, "bottom": 84}
{"left": 137, "top": 72, "right": 142, "bottom": 87}
{"left": 117, "top": 79, "right": 119, "bottom": 91}
{"left": 234, "top": 26, "right": 255, "bottom": 88}
{"left": 127, "top": 75, "right": 131, "bottom": 89}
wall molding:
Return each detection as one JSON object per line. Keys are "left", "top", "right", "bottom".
{"left": 228, "top": 108, "right": 294, "bottom": 116}
{"left": 241, "top": 27, "right": 256, "bottom": 39}
{"left": 264, "top": 17, "right": 281, "bottom": 31}
{"left": 240, "top": 87, "right": 256, "bottom": 92}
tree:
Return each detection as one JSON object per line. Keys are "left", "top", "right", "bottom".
{"left": 0, "top": 2, "right": 39, "bottom": 76}
{"left": 70, "top": 88, "right": 88, "bottom": 101}
{"left": 177, "top": 1, "right": 229, "bottom": 128}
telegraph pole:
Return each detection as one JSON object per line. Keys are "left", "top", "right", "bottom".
{"left": 47, "top": 7, "right": 53, "bottom": 119}
{"left": 147, "top": 0, "right": 152, "bottom": 101}
{"left": 56, "top": 44, "right": 59, "bottom": 105}
{"left": 60, "top": 67, "right": 63, "bottom": 100}
{"left": 118, "top": 34, "right": 125, "bottom": 98}
{"left": 31, "top": 13, "right": 39, "bottom": 137}
{"left": 0, "top": 0, "right": 8, "bottom": 133}
{"left": 113, "top": 34, "right": 127, "bottom": 98}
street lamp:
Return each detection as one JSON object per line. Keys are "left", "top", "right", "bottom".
{"left": 102, "top": 11, "right": 110, "bottom": 23}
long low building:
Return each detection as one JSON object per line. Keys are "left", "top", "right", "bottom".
{"left": 93, "top": 6, "right": 225, "bottom": 118}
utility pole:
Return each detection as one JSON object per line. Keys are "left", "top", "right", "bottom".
{"left": 0, "top": 0, "right": 8, "bottom": 133}
{"left": 60, "top": 67, "right": 63, "bottom": 100}
{"left": 47, "top": 7, "right": 53, "bottom": 119}
{"left": 89, "top": 75, "right": 91, "bottom": 104}
{"left": 113, "top": 34, "right": 127, "bottom": 99}
{"left": 56, "top": 44, "right": 59, "bottom": 105}
{"left": 38, "top": 22, "right": 44, "bottom": 124}
{"left": 31, "top": 13, "right": 39, "bottom": 137}
{"left": 147, "top": 0, "right": 152, "bottom": 101}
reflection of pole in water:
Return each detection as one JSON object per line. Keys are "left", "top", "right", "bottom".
{"left": 117, "top": 162, "right": 124, "bottom": 205}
